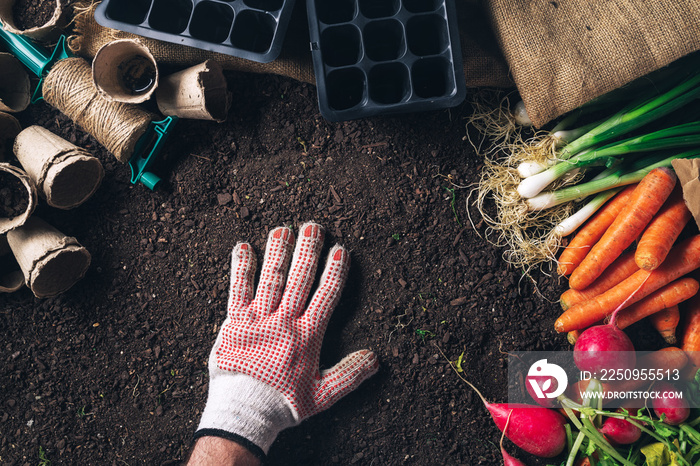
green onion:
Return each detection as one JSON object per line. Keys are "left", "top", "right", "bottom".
{"left": 474, "top": 57, "right": 700, "bottom": 271}
{"left": 553, "top": 187, "right": 623, "bottom": 237}
{"left": 527, "top": 150, "right": 700, "bottom": 211}
{"left": 518, "top": 121, "right": 700, "bottom": 198}
{"left": 564, "top": 72, "right": 700, "bottom": 154}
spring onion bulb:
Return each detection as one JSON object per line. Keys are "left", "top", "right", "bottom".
{"left": 513, "top": 100, "right": 533, "bottom": 126}
{"left": 516, "top": 120, "right": 606, "bottom": 178}
{"left": 527, "top": 150, "right": 700, "bottom": 211}
{"left": 518, "top": 122, "right": 700, "bottom": 198}
{"left": 552, "top": 188, "right": 622, "bottom": 237}
{"left": 517, "top": 160, "right": 550, "bottom": 178}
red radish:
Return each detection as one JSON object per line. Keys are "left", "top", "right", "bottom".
{"left": 573, "top": 323, "right": 636, "bottom": 373}
{"left": 440, "top": 348, "right": 566, "bottom": 458}
{"left": 652, "top": 383, "right": 690, "bottom": 425}
{"left": 573, "top": 282, "right": 642, "bottom": 374}
{"left": 489, "top": 402, "right": 566, "bottom": 457}
{"left": 465, "top": 384, "right": 566, "bottom": 457}
{"left": 501, "top": 447, "right": 527, "bottom": 466}
{"left": 598, "top": 417, "right": 641, "bottom": 444}
{"left": 500, "top": 410, "right": 527, "bottom": 466}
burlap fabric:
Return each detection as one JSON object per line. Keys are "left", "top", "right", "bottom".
{"left": 69, "top": 1, "right": 700, "bottom": 127}
{"left": 489, "top": 0, "right": 700, "bottom": 126}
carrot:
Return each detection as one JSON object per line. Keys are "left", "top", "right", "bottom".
{"left": 567, "top": 329, "right": 582, "bottom": 345}
{"left": 560, "top": 251, "right": 638, "bottom": 310}
{"left": 613, "top": 347, "right": 687, "bottom": 394}
{"left": 635, "top": 185, "right": 692, "bottom": 270}
{"left": 569, "top": 168, "right": 677, "bottom": 290}
{"left": 557, "top": 185, "right": 637, "bottom": 276}
{"left": 649, "top": 305, "right": 681, "bottom": 345}
{"left": 555, "top": 234, "right": 700, "bottom": 333}
{"left": 639, "top": 346, "right": 688, "bottom": 371}
{"left": 680, "top": 290, "right": 700, "bottom": 380}
{"left": 614, "top": 279, "right": 698, "bottom": 331}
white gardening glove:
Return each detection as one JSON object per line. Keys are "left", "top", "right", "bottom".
{"left": 195, "top": 222, "right": 379, "bottom": 459}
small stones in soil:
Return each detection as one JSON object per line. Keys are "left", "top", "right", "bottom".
{"left": 217, "top": 193, "right": 232, "bottom": 206}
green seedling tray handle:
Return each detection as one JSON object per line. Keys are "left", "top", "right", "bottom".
{"left": 129, "top": 116, "right": 178, "bottom": 190}
{"left": 0, "top": 21, "right": 71, "bottom": 102}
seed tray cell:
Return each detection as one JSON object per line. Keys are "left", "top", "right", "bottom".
{"left": 95, "top": 0, "right": 295, "bottom": 63}
{"left": 307, "top": 0, "right": 466, "bottom": 121}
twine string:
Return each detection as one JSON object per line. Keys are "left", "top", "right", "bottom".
{"left": 42, "top": 57, "right": 153, "bottom": 163}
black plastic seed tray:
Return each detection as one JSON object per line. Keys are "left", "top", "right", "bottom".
{"left": 94, "top": 0, "right": 295, "bottom": 63}
{"left": 306, "top": 0, "right": 466, "bottom": 121}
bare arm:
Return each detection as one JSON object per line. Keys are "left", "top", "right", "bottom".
{"left": 187, "top": 436, "right": 260, "bottom": 466}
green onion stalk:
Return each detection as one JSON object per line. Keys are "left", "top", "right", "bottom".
{"left": 527, "top": 149, "right": 700, "bottom": 211}
{"left": 518, "top": 121, "right": 700, "bottom": 198}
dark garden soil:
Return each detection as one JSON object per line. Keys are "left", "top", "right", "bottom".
{"left": 0, "top": 2, "right": 670, "bottom": 466}
{"left": 0, "top": 172, "right": 28, "bottom": 218}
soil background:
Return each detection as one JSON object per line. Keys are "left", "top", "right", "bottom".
{"left": 0, "top": 2, "right": 669, "bottom": 465}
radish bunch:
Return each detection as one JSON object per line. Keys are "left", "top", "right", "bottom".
{"left": 475, "top": 317, "right": 695, "bottom": 463}
{"left": 445, "top": 297, "right": 698, "bottom": 465}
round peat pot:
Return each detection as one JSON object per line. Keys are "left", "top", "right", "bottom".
{"left": 0, "top": 53, "right": 31, "bottom": 113}
{"left": 0, "top": 111, "right": 21, "bottom": 162}
{"left": 0, "top": 0, "right": 65, "bottom": 40}
{"left": 0, "top": 234, "right": 23, "bottom": 293}
{"left": 7, "top": 216, "right": 91, "bottom": 298}
{"left": 156, "top": 60, "right": 231, "bottom": 122}
{"left": 14, "top": 125, "right": 104, "bottom": 209}
{"left": 92, "top": 39, "right": 159, "bottom": 104}
{"left": 0, "top": 163, "right": 37, "bottom": 234}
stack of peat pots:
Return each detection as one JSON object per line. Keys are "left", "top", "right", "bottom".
{"left": 0, "top": 65, "right": 99, "bottom": 299}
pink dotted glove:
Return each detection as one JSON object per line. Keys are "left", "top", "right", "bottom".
{"left": 195, "top": 222, "right": 379, "bottom": 458}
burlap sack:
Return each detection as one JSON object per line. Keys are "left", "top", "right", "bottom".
{"left": 488, "top": 0, "right": 700, "bottom": 127}
{"left": 69, "top": 1, "right": 513, "bottom": 89}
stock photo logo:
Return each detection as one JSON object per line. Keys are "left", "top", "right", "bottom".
{"left": 526, "top": 359, "right": 569, "bottom": 400}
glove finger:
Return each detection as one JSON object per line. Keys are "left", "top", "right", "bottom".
{"left": 300, "top": 245, "right": 350, "bottom": 327}
{"left": 310, "top": 350, "right": 379, "bottom": 416}
{"left": 279, "top": 222, "right": 325, "bottom": 315}
{"left": 250, "top": 226, "right": 295, "bottom": 316}
{"left": 227, "top": 242, "right": 257, "bottom": 318}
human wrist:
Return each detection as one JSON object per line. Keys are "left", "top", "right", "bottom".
{"left": 195, "top": 372, "right": 296, "bottom": 455}
{"left": 187, "top": 435, "right": 261, "bottom": 466}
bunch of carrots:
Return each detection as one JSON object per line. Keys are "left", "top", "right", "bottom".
{"left": 555, "top": 166, "right": 700, "bottom": 375}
